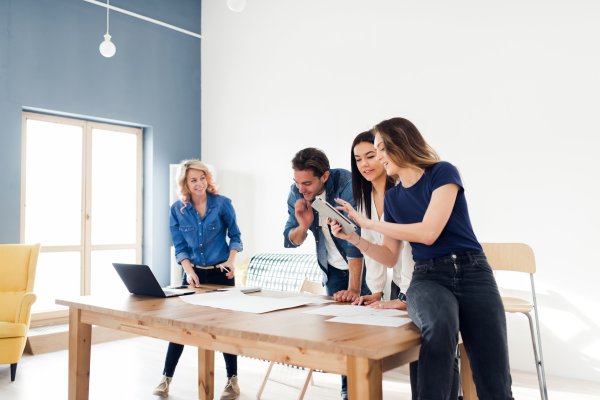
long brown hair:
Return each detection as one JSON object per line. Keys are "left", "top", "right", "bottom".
{"left": 372, "top": 117, "right": 440, "bottom": 174}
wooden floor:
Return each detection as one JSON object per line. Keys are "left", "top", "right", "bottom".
{"left": 1, "top": 336, "right": 600, "bottom": 399}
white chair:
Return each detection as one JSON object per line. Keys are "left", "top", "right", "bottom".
{"left": 482, "top": 242, "right": 548, "bottom": 400}
{"left": 256, "top": 278, "right": 324, "bottom": 400}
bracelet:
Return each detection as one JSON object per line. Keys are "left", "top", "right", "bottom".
{"left": 353, "top": 235, "right": 370, "bottom": 253}
{"left": 289, "top": 230, "right": 307, "bottom": 246}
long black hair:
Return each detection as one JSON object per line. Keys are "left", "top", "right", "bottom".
{"left": 350, "top": 131, "right": 395, "bottom": 219}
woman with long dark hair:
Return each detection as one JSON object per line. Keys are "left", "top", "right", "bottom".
{"left": 349, "top": 130, "right": 413, "bottom": 306}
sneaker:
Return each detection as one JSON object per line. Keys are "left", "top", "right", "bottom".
{"left": 219, "top": 375, "right": 240, "bottom": 400}
{"left": 153, "top": 375, "right": 172, "bottom": 397}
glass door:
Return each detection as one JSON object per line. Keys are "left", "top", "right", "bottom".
{"left": 21, "top": 112, "right": 142, "bottom": 319}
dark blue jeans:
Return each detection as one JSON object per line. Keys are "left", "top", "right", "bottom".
{"left": 325, "top": 265, "right": 371, "bottom": 398}
{"left": 391, "top": 281, "right": 460, "bottom": 399}
{"left": 324, "top": 265, "right": 371, "bottom": 297}
{"left": 162, "top": 266, "right": 238, "bottom": 378}
{"left": 406, "top": 251, "right": 513, "bottom": 400}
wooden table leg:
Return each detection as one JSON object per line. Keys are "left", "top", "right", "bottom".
{"left": 459, "top": 343, "right": 479, "bottom": 400}
{"left": 347, "top": 356, "right": 383, "bottom": 400}
{"left": 68, "top": 308, "right": 92, "bottom": 400}
{"left": 198, "top": 347, "right": 215, "bottom": 400}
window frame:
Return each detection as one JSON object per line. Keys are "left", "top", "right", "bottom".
{"left": 21, "top": 112, "right": 143, "bottom": 324}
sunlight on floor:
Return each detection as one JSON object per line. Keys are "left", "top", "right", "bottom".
{"left": 1, "top": 336, "right": 600, "bottom": 399}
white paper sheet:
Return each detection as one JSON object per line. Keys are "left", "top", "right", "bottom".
{"left": 326, "top": 315, "right": 413, "bottom": 327}
{"left": 179, "top": 289, "right": 321, "bottom": 313}
{"left": 303, "top": 304, "right": 409, "bottom": 317}
{"left": 294, "top": 294, "right": 335, "bottom": 305}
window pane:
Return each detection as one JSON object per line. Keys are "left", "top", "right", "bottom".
{"left": 23, "top": 114, "right": 142, "bottom": 319}
{"left": 32, "top": 251, "right": 81, "bottom": 313}
{"left": 91, "top": 129, "right": 138, "bottom": 245}
{"left": 25, "top": 120, "right": 82, "bottom": 245}
{"left": 91, "top": 249, "right": 136, "bottom": 295}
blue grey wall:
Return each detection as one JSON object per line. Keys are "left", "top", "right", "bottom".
{"left": 0, "top": 0, "right": 201, "bottom": 284}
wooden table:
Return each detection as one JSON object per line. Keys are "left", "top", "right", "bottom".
{"left": 57, "top": 290, "right": 477, "bottom": 399}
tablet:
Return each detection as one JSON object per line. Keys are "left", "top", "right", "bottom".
{"left": 311, "top": 197, "right": 358, "bottom": 234}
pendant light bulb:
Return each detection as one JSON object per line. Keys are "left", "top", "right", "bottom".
{"left": 99, "top": 33, "right": 116, "bottom": 58}
{"left": 99, "top": 0, "right": 116, "bottom": 58}
{"left": 227, "top": 0, "right": 247, "bottom": 12}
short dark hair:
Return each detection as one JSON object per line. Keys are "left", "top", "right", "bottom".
{"left": 291, "top": 147, "right": 330, "bottom": 178}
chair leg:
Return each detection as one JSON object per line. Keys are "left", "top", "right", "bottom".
{"left": 256, "top": 361, "right": 275, "bottom": 399}
{"left": 297, "top": 369, "right": 313, "bottom": 400}
{"left": 530, "top": 276, "right": 549, "bottom": 400}
{"left": 534, "top": 322, "right": 549, "bottom": 400}
{"left": 10, "top": 363, "right": 17, "bottom": 381}
{"left": 456, "top": 346, "right": 464, "bottom": 399}
{"left": 523, "top": 312, "right": 548, "bottom": 400}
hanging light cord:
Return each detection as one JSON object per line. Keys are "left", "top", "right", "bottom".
{"left": 105, "top": 0, "right": 110, "bottom": 35}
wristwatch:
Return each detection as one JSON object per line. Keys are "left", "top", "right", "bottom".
{"left": 398, "top": 292, "right": 407, "bottom": 304}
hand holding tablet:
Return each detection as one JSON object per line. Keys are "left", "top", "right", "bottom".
{"left": 311, "top": 197, "right": 358, "bottom": 234}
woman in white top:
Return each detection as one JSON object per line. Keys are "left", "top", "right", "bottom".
{"left": 350, "top": 131, "right": 414, "bottom": 307}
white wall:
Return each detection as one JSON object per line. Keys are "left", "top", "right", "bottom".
{"left": 201, "top": 0, "right": 600, "bottom": 383}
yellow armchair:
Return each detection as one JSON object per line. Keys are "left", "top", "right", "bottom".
{"left": 0, "top": 243, "right": 40, "bottom": 381}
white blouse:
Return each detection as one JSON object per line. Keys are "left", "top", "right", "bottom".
{"left": 360, "top": 194, "right": 414, "bottom": 295}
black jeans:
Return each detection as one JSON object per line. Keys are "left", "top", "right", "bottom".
{"left": 390, "top": 280, "right": 401, "bottom": 301}
{"left": 162, "top": 266, "right": 238, "bottom": 378}
{"left": 406, "top": 251, "right": 513, "bottom": 400}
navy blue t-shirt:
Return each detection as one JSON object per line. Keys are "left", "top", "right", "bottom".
{"left": 383, "top": 161, "right": 481, "bottom": 261}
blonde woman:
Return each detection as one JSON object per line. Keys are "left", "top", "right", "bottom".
{"left": 154, "top": 160, "right": 243, "bottom": 400}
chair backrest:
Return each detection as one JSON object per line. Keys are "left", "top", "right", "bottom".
{"left": 481, "top": 243, "right": 536, "bottom": 274}
{"left": 0, "top": 243, "right": 41, "bottom": 321}
{"left": 0, "top": 244, "right": 40, "bottom": 292}
{"left": 246, "top": 253, "right": 322, "bottom": 292}
{"left": 299, "top": 278, "right": 325, "bottom": 295}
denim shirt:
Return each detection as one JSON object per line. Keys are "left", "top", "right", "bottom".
{"left": 170, "top": 194, "right": 243, "bottom": 267}
{"left": 283, "top": 168, "right": 362, "bottom": 282}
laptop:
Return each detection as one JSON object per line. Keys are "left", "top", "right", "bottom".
{"left": 112, "top": 263, "right": 195, "bottom": 298}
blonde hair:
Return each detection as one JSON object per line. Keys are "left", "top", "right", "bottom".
{"left": 177, "top": 160, "right": 218, "bottom": 205}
